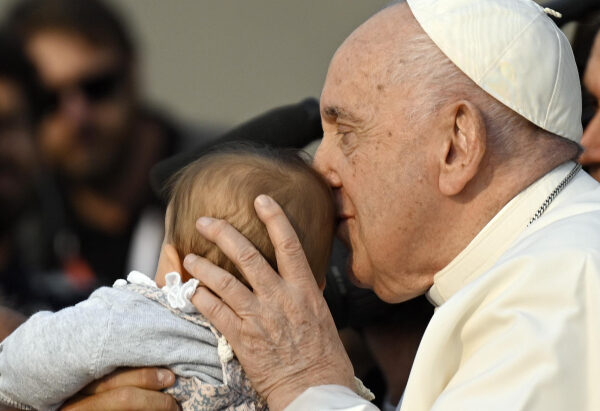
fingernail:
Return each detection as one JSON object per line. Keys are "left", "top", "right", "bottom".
{"left": 157, "top": 369, "right": 174, "bottom": 385}
{"left": 184, "top": 254, "right": 198, "bottom": 267}
{"left": 256, "top": 194, "right": 271, "bottom": 207}
{"left": 197, "top": 217, "right": 214, "bottom": 227}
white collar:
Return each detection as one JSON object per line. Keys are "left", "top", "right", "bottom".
{"left": 426, "top": 161, "right": 577, "bottom": 307}
{"left": 115, "top": 270, "right": 199, "bottom": 313}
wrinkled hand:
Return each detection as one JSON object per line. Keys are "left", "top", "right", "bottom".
{"left": 184, "top": 194, "right": 355, "bottom": 410}
{"left": 60, "top": 368, "right": 178, "bottom": 411}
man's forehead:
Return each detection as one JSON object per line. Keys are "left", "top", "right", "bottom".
{"left": 320, "top": 48, "right": 400, "bottom": 125}
{"left": 347, "top": 2, "right": 412, "bottom": 42}
{"left": 319, "top": 75, "right": 372, "bottom": 124}
{"left": 336, "top": 3, "right": 415, "bottom": 60}
{"left": 27, "top": 30, "right": 120, "bottom": 86}
{"left": 319, "top": 3, "right": 419, "bottom": 124}
{"left": 322, "top": 4, "right": 420, "bottom": 88}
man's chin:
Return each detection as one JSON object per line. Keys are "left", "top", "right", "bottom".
{"left": 345, "top": 258, "right": 370, "bottom": 289}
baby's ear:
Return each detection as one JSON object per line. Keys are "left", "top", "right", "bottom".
{"left": 164, "top": 244, "right": 183, "bottom": 273}
{"left": 156, "top": 243, "right": 183, "bottom": 287}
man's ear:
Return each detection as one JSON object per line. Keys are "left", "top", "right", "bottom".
{"left": 438, "top": 100, "right": 486, "bottom": 196}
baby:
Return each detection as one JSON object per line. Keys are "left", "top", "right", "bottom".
{"left": 0, "top": 145, "right": 373, "bottom": 410}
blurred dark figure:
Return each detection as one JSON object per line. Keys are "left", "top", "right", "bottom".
{"left": 573, "top": 12, "right": 600, "bottom": 181}
{"left": 544, "top": 0, "right": 600, "bottom": 181}
{"left": 4, "top": 0, "right": 216, "bottom": 309}
{"left": 0, "top": 31, "right": 46, "bottom": 312}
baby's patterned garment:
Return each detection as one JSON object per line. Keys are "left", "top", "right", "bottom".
{"left": 118, "top": 280, "right": 268, "bottom": 411}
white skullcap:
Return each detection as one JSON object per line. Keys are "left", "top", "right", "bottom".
{"left": 406, "top": 0, "right": 583, "bottom": 142}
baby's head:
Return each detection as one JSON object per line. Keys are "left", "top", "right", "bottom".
{"left": 155, "top": 145, "right": 335, "bottom": 289}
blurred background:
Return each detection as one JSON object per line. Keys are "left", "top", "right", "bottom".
{"left": 0, "top": 0, "right": 399, "bottom": 315}
{"left": 0, "top": 0, "right": 392, "bottom": 129}
{"left": 0, "top": 0, "right": 598, "bottom": 407}
{"left": 0, "top": 0, "right": 581, "bottom": 130}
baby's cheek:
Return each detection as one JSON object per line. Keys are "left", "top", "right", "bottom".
{"left": 155, "top": 275, "right": 166, "bottom": 287}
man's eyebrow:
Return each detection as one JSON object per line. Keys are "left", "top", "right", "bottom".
{"left": 322, "top": 105, "right": 361, "bottom": 123}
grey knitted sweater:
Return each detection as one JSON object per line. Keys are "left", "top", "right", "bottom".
{"left": 0, "top": 273, "right": 267, "bottom": 410}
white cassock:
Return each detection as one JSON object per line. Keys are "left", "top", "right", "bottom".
{"left": 287, "top": 161, "right": 600, "bottom": 411}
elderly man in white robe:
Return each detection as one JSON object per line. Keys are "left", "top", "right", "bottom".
{"left": 182, "top": 0, "right": 600, "bottom": 409}
{"left": 62, "top": 0, "right": 600, "bottom": 410}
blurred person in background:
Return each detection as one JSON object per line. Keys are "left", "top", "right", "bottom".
{"left": 544, "top": 0, "right": 600, "bottom": 181}
{"left": 575, "top": 15, "right": 600, "bottom": 181}
{"left": 3, "top": 0, "right": 217, "bottom": 310}
{"left": 0, "top": 30, "right": 46, "bottom": 314}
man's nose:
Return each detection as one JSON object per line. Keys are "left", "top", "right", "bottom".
{"left": 313, "top": 137, "right": 342, "bottom": 187}
{"left": 61, "top": 90, "right": 91, "bottom": 124}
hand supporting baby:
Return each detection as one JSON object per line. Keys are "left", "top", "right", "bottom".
{"left": 60, "top": 368, "right": 178, "bottom": 411}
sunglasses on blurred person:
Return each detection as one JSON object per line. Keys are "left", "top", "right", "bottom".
{"left": 41, "top": 66, "right": 127, "bottom": 116}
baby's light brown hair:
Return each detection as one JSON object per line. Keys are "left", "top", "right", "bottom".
{"left": 167, "top": 145, "right": 335, "bottom": 287}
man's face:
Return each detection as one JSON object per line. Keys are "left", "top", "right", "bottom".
{"left": 0, "top": 77, "right": 35, "bottom": 230}
{"left": 27, "top": 30, "right": 135, "bottom": 182}
{"left": 313, "top": 10, "right": 441, "bottom": 303}
{"left": 581, "top": 32, "right": 600, "bottom": 182}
